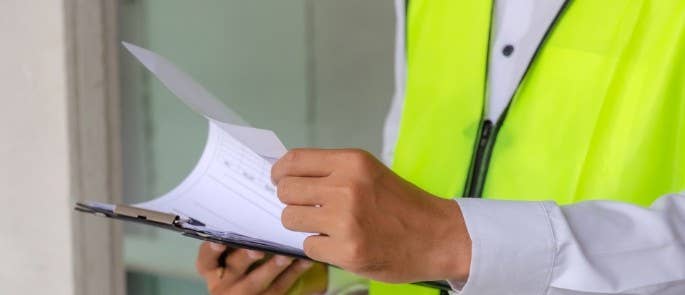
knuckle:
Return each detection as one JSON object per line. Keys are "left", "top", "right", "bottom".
{"left": 340, "top": 182, "right": 363, "bottom": 199}
{"left": 337, "top": 215, "right": 360, "bottom": 235}
{"left": 333, "top": 185, "right": 365, "bottom": 217}
{"left": 271, "top": 165, "right": 285, "bottom": 184}
{"left": 344, "top": 148, "right": 367, "bottom": 158}
{"left": 265, "top": 260, "right": 287, "bottom": 274}
{"left": 235, "top": 249, "right": 252, "bottom": 264}
{"left": 303, "top": 238, "right": 317, "bottom": 257}
{"left": 338, "top": 183, "right": 367, "bottom": 210}
{"left": 338, "top": 239, "right": 374, "bottom": 273}
{"left": 273, "top": 151, "right": 299, "bottom": 181}
{"left": 272, "top": 149, "right": 307, "bottom": 183}
{"left": 285, "top": 149, "right": 302, "bottom": 163}
{"left": 347, "top": 239, "right": 367, "bottom": 260}
{"left": 344, "top": 149, "right": 373, "bottom": 168}
{"left": 280, "top": 206, "right": 297, "bottom": 230}
{"left": 276, "top": 178, "right": 291, "bottom": 201}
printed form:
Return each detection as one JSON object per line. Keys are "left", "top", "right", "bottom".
{"left": 123, "top": 43, "right": 309, "bottom": 251}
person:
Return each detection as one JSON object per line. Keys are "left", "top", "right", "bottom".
{"left": 197, "top": 0, "right": 685, "bottom": 294}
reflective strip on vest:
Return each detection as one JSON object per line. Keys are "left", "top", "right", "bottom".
{"left": 372, "top": 0, "right": 685, "bottom": 294}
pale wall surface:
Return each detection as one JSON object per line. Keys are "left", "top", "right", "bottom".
{"left": 0, "top": 1, "right": 75, "bottom": 294}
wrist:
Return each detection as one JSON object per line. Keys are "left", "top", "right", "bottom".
{"left": 428, "top": 197, "right": 472, "bottom": 282}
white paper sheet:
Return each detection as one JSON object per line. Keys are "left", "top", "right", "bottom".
{"left": 123, "top": 43, "right": 306, "bottom": 250}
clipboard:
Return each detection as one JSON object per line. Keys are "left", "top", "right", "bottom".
{"left": 75, "top": 202, "right": 307, "bottom": 258}
{"left": 75, "top": 43, "right": 453, "bottom": 293}
{"left": 74, "top": 202, "right": 453, "bottom": 292}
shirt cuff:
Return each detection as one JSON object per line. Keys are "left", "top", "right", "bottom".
{"left": 450, "top": 198, "right": 557, "bottom": 295}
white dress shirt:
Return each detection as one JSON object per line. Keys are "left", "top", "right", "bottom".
{"left": 382, "top": 0, "right": 685, "bottom": 294}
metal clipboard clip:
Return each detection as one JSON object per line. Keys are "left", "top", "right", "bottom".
{"left": 75, "top": 202, "right": 206, "bottom": 230}
{"left": 113, "top": 204, "right": 180, "bottom": 226}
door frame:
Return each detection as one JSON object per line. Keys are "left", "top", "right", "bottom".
{"left": 64, "top": 1, "right": 125, "bottom": 294}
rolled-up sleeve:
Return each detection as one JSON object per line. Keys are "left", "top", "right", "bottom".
{"left": 452, "top": 193, "right": 685, "bottom": 295}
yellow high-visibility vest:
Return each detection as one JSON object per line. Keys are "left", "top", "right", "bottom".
{"left": 371, "top": 0, "right": 685, "bottom": 294}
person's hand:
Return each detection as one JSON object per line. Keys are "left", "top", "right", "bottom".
{"left": 272, "top": 149, "right": 472, "bottom": 284}
{"left": 195, "top": 242, "right": 328, "bottom": 295}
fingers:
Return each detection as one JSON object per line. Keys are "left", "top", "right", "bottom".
{"left": 198, "top": 244, "right": 311, "bottom": 295}
{"left": 281, "top": 206, "right": 329, "bottom": 234}
{"left": 220, "top": 248, "right": 266, "bottom": 284}
{"left": 233, "top": 255, "right": 295, "bottom": 294}
{"left": 263, "top": 260, "right": 314, "bottom": 295}
{"left": 303, "top": 235, "right": 334, "bottom": 264}
{"left": 272, "top": 149, "right": 339, "bottom": 183}
{"left": 196, "top": 242, "right": 226, "bottom": 277}
{"left": 276, "top": 176, "right": 330, "bottom": 206}
{"left": 197, "top": 242, "right": 232, "bottom": 292}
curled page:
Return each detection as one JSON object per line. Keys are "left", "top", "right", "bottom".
{"left": 122, "top": 43, "right": 302, "bottom": 250}
{"left": 122, "top": 42, "right": 287, "bottom": 160}
{"left": 137, "top": 120, "right": 308, "bottom": 250}
{"left": 122, "top": 42, "right": 248, "bottom": 126}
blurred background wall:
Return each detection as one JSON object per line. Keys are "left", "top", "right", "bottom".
{"left": 0, "top": 0, "right": 394, "bottom": 294}
{"left": 119, "top": 0, "right": 395, "bottom": 294}
{"left": 1, "top": 1, "right": 125, "bottom": 295}
{"left": 0, "top": 1, "right": 75, "bottom": 294}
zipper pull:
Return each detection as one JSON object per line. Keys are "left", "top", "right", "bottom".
{"left": 465, "top": 120, "right": 494, "bottom": 198}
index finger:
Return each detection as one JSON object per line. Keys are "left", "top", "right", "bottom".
{"left": 271, "top": 149, "right": 339, "bottom": 183}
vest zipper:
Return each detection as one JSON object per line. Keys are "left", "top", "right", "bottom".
{"left": 464, "top": 120, "right": 496, "bottom": 198}
{"left": 461, "top": 1, "right": 570, "bottom": 199}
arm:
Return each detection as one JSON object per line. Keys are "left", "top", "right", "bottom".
{"left": 271, "top": 148, "right": 685, "bottom": 294}
{"left": 454, "top": 194, "right": 685, "bottom": 295}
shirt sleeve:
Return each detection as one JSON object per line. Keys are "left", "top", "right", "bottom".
{"left": 451, "top": 193, "right": 685, "bottom": 295}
